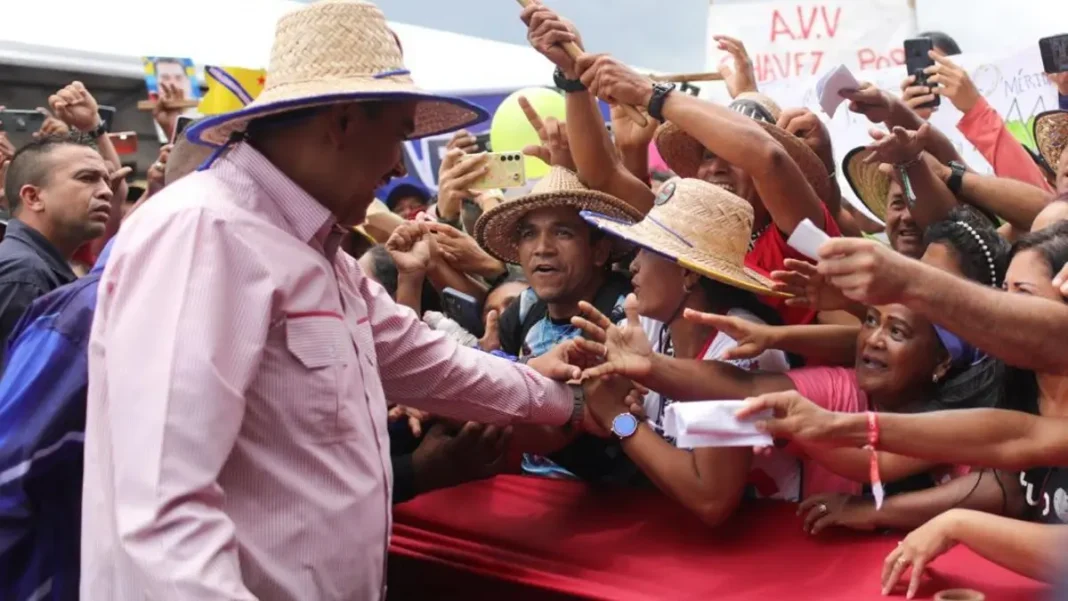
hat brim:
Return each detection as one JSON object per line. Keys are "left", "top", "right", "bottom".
{"left": 187, "top": 86, "right": 489, "bottom": 147}
{"left": 1034, "top": 110, "right": 1068, "bottom": 175}
{"left": 654, "top": 120, "right": 833, "bottom": 205}
{"left": 474, "top": 190, "right": 644, "bottom": 265}
{"left": 581, "top": 210, "right": 787, "bottom": 298}
{"left": 842, "top": 146, "right": 891, "bottom": 223}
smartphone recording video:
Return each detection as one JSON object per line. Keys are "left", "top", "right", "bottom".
{"left": 903, "top": 38, "right": 940, "bottom": 110}
{"left": 1040, "top": 34, "right": 1068, "bottom": 74}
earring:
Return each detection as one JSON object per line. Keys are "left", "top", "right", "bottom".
{"left": 932, "top": 373, "right": 940, "bottom": 384}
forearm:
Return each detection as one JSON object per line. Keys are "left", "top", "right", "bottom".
{"left": 566, "top": 91, "right": 653, "bottom": 213}
{"left": 946, "top": 509, "right": 1063, "bottom": 582}
{"left": 870, "top": 470, "right": 1013, "bottom": 530}
{"left": 426, "top": 262, "right": 487, "bottom": 304}
{"left": 958, "top": 100, "right": 1053, "bottom": 192}
{"left": 887, "top": 101, "right": 963, "bottom": 165}
{"left": 661, "top": 93, "right": 824, "bottom": 231}
{"left": 828, "top": 408, "right": 1068, "bottom": 470}
{"left": 903, "top": 159, "right": 959, "bottom": 230}
{"left": 395, "top": 272, "right": 425, "bottom": 313}
{"left": 958, "top": 172, "right": 1052, "bottom": 232}
{"left": 803, "top": 446, "right": 937, "bottom": 484}
{"left": 621, "top": 424, "right": 749, "bottom": 526}
{"left": 768, "top": 324, "right": 858, "bottom": 364}
{"left": 638, "top": 354, "right": 792, "bottom": 401}
{"left": 903, "top": 264, "right": 1068, "bottom": 372}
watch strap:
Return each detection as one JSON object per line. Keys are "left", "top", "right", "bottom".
{"left": 568, "top": 383, "right": 586, "bottom": 429}
{"left": 647, "top": 83, "right": 676, "bottom": 123}
{"left": 946, "top": 161, "right": 966, "bottom": 195}
{"left": 85, "top": 119, "right": 108, "bottom": 138}
{"left": 553, "top": 68, "right": 587, "bottom": 94}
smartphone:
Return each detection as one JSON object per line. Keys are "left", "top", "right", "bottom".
{"left": 442, "top": 287, "right": 484, "bottom": 338}
{"left": 1040, "top": 34, "right": 1068, "bottom": 74}
{"left": 0, "top": 109, "right": 46, "bottom": 150}
{"left": 904, "top": 38, "right": 939, "bottom": 109}
{"left": 172, "top": 115, "right": 195, "bottom": 143}
{"left": 107, "top": 131, "right": 139, "bottom": 155}
{"left": 97, "top": 105, "right": 116, "bottom": 133}
{"left": 471, "top": 152, "right": 527, "bottom": 190}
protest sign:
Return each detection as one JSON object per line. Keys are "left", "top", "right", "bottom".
{"left": 707, "top": 0, "right": 914, "bottom": 84}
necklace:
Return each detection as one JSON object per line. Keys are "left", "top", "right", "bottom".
{"left": 749, "top": 224, "right": 770, "bottom": 252}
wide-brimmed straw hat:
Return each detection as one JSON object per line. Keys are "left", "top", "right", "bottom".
{"left": 842, "top": 146, "right": 892, "bottom": 222}
{"left": 187, "top": 0, "right": 488, "bottom": 146}
{"left": 353, "top": 199, "right": 405, "bottom": 244}
{"left": 654, "top": 92, "right": 832, "bottom": 204}
{"left": 474, "top": 166, "right": 644, "bottom": 264}
{"left": 582, "top": 177, "right": 786, "bottom": 297}
{"left": 1034, "top": 110, "right": 1068, "bottom": 174}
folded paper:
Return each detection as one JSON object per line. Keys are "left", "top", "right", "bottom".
{"left": 663, "top": 400, "right": 773, "bottom": 448}
{"left": 816, "top": 64, "right": 860, "bottom": 118}
{"left": 786, "top": 218, "right": 831, "bottom": 261}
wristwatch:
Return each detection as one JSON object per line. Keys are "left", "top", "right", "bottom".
{"left": 946, "top": 161, "right": 967, "bottom": 195}
{"left": 611, "top": 413, "right": 639, "bottom": 439}
{"left": 553, "top": 67, "right": 587, "bottom": 93}
{"left": 85, "top": 118, "right": 108, "bottom": 139}
{"left": 568, "top": 383, "right": 586, "bottom": 429}
{"left": 647, "top": 82, "right": 676, "bottom": 123}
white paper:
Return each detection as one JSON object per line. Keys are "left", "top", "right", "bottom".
{"left": 786, "top": 218, "right": 832, "bottom": 261}
{"left": 663, "top": 401, "right": 773, "bottom": 448}
{"left": 815, "top": 64, "right": 861, "bottom": 117}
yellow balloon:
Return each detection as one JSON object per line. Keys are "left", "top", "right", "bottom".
{"left": 489, "top": 87, "right": 566, "bottom": 179}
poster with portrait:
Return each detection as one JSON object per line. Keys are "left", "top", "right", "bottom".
{"left": 142, "top": 57, "right": 201, "bottom": 102}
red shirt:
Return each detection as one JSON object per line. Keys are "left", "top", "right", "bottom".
{"left": 745, "top": 203, "right": 840, "bottom": 326}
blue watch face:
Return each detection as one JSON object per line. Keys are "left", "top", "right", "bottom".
{"left": 612, "top": 413, "right": 639, "bottom": 438}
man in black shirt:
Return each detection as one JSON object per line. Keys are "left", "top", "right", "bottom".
{"left": 0, "top": 134, "right": 113, "bottom": 348}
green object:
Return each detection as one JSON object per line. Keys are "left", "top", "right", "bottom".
{"left": 489, "top": 87, "right": 566, "bottom": 180}
{"left": 1005, "top": 118, "right": 1038, "bottom": 152}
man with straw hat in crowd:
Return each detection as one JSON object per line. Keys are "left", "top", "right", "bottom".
{"left": 80, "top": 2, "right": 633, "bottom": 599}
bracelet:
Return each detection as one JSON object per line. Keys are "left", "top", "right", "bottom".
{"left": 865, "top": 411, "right": 885, "bottom": 510}
{"left": 894, "top": 159, "right": 921, "bottom": 209}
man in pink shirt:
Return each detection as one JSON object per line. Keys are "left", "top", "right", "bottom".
{"left": 80, "top": 2, "right": 630, "bottom": 600}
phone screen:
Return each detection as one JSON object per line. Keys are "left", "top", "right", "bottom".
{"left": 0, "top": 110, "right": 46, "bottom": 150}
{"left": 903, "top": 38, "right": 939, "bottom": 109}
{"left": 443, "top": 287, "right": 484, "bottom": 337}
{"left": 1040, "top": 35, "right": 1068, "bottom": 74}
{"left": 172, "top": 116, "right": 194, "bottom": 143}
{"left": 97, "top": 105, "right": 116, "bottom": 133}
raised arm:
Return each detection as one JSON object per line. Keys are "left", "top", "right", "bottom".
{"left": 842, "top": 83, "right": 964, "bottom": 166}
{"left": 948, "top": 167, "right": 1052, "bottom": 233}
{"left": 685, "top": 308, "right": 858, "bottom": 365}
{"left": 863, "top": 126, "right": 960, "bottom": 231}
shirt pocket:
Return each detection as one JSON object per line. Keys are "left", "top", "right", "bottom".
{"left": 284, "top": 314, "right": 357, "bottom": 443}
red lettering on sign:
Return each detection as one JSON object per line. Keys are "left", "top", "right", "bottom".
{"left": 770, "top": 9, "right": 794, "bottom": 42}
{"left": 857, "top": 48, "right": 907, "bottom": 71}
{"left": 821, "top": 6, "right": 842, "bottom": 38}
{"left": 753, "top": 52, "right": 826, "bottom": 82}
{"left": 797, "top": 6, "right": 820, "bottom": 40}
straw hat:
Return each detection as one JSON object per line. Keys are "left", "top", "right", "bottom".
{"left": 187, "top": 0, "right": 488, "bottom": 146}
{"left": 582, "top": 177, "right": 787, "bottom": 297}
{"left": 354, "top": 199, "right": 405, "bottom": 243}
{"left": 842, "top": 146, "right": 892, "bottom": 222}
{"left": 474, "top": 166, "right": 644, "bottom": 264}
{"left": 654, "top": 92, "right": 832, "bottom": 205}
{"left": 1034, "top": 110, "right": 1068, "bottom": 175}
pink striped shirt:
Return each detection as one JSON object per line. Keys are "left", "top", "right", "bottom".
{"left": 80, "top": 143, "right": 573, "bottom": 600}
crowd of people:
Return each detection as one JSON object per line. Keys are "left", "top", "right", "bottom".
{"left": 2, "top": 0, "right": 1068, "bottom": 599}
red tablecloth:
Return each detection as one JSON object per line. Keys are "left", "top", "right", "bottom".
{"left": 390, "top": 475, "right": 1047, "bottom": 601}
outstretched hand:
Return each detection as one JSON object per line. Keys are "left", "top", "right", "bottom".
{"left": 683, "top": 309, "right": 775, "bottom": 361}
{"left": 735, "top": 390, "right": 850, "bottom": 450}
{"left": 571, "top": 294, "right": 654, "bottom": 381}
{"left": 771, "top": 258, "right": 854, "bottom": 311}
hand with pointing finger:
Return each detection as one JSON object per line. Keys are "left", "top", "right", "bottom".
{"left": 682, "top": 309, "right": 777, "bottom": 361}
{"left": 518, "top": 95, "right": 575, "bottom": 171}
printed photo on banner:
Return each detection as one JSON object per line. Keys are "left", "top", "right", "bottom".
{"left": 199, "top": 66, "right": 267, "bottom": 116}
{"left": 142, "top": 57, "right": 201, "bottom": 101}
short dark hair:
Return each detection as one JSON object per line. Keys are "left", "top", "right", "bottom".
{"left": 3, "top": 132, "right": 97, "bottom": 214}
{"left": 918, "top": 31, "right": 962, "bottom": 56}
{"left": 1011, "top": 220, "right": 1068, "bottom": 278}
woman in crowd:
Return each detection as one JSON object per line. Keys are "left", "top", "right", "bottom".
{"left": 574, "top": 177, "right": 796, "bottom": 523}
{"left": 575, "top": 208, "right": 1008, "bottom": 500}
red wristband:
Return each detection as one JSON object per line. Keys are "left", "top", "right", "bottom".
{"left": 865, "top": 411, "right": 884, "bottom": 510}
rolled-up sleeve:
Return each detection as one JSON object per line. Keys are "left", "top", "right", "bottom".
{"left": 98, "top": 208, "right": 270, "bottom": 600}
{"left": 359, "top": 274, "right": 572, "bottom": 427}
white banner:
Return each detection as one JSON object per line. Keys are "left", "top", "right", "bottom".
{"left": 760, "top": 46, "right": 1058, "bottom": 221}
{"left": 707, "top": 0, "right": 915, "bottom": 84}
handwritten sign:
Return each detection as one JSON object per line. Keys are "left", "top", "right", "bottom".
{"left": 707, "top": 1, "right": 914, "bottom": 83}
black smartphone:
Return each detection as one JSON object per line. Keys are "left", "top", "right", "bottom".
{"left": 442, "top": 287, "right": 484, "bottom": 338}
{"left": 1040, "top": 34, "right": 1068, "bottom": 74}
{"left": 904, "top": 38, "right": 939, "bottom": 109}
{"left": 97, "top": 105, "right": 116, "bottom": 133}
{"left": 0, "top": 109, "right": 46, "bottom": 150}
{"left": 172, "top": 115, "right": 194, "bottom": 143}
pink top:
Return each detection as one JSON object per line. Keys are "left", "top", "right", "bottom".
{"left": 81, "top": 143, "right": 573, "bottom": 601}
{"left": 957, "top": 96, "right": 1053, "bottom": 191}
{"left": 786, "top": 367, "right": 868, "bottom": 496}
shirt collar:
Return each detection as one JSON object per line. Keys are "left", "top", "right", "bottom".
{"left": 5, "top": 219, "right": 77, "bottom": 281}
{"left": 219, "top": 143, "right": 337, "bottom": 248}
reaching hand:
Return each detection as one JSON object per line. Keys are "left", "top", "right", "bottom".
{"left": 34, "top": 107, "right": 71, "bottom": 139}
{"left": 425, "top": 222, "right": 503, "bottom": 278}
{"left": 388, "top": 405, "right": 431, "bottom": 438}
{"left": 576, "top": 54, "right": 655, "bottom": 110}
{"left": 572, "top": 294, "right": 654, "bottom": 381}
{"left": 411, "top": 421, "right": 512, "bottom": 492}
{"left": 49, "top": 81, "right": 101, "bottom": 133}
{"left": 864, "top": 124, "right": 931, "bottom": 166}
{"left": 525, "top": 340, "right": 583, "bottom": 382}
{"left": 816, "top": 237, "right": 916, "bottom": 306}
{"left": 798, "top": 493, "right": 877, "bottom": 535}
{"left": 899, "top": 75, "right": 936, "bottom": 121}
{"left": 713, "top": 34, "right": 758, "bottom": 98}
{"left": 610, "top": 103, "right": 658, "bottom": 153}
{"left": 881, "top": 510, "right": 962, "bottom": 599}
{"left": 776, "top": 108, "right": 834, "bottom": 174}
{"left": 841, "top": 83, "right": 894, "bottom": 125}
{"left": 583, "top": 374, "right": 641, "bottom": 432}
{"left": 147, "top": 144, "right": 172, "bottom": 196}
{"left": 385, "top": 222, "right": 433, "bottom": 276}
{"left": 925, "top": 53, "right": 980, "bottom": 114}
{"left": 437, "top": 148, "right": 489, "bottom": 221}
{"left": 771, "top": 258, "right": 854, "bottom": 311}
{"left": 734, "top": 390, "right": 848, "bottom": 448}
{"left": 682, "top": 309, "right": 776, "bottom": 361}
{"left": 153, "top": 81, "right": 187, "bottom": 140}
{"left": 520, "top": 0, "right": 582, "bottom": 77}
{"left": 445, "top": 129, "right": 480, "bottom": 154}
{"left": 479, "top": 310, "right": 501, "bottom": 352}
{"left": 518, "top": 95, "right": 576, "bottom": 171}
